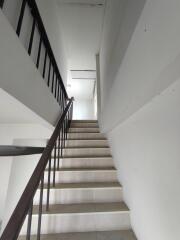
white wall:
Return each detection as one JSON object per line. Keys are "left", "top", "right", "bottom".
{"left": 0, "top": 10, "right": 60, "bottom": 126}
{"left": 99, "top": 0, "right": 180, "bottom": 240}
{"left": 0, "top": 124, "right": 52, "bottom": 235}
{"left": 36, "top": 0, "right": 68, "bottom": 85}
{"left": 73, "top": 100, "right": 95, "bottom": 120}
{"left": 99, "top": 0, "right": 145, "bottom": 113}
{"left": 2, "top": 0, "right": 68, "bottom": 86}
{"left": 107, "top": 79, "right": 180, "bottom": 240}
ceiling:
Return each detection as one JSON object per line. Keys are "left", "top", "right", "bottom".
{"left": 56, "top": 0, "right": 105, "bottom": 100}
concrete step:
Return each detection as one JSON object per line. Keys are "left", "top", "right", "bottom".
{"left": 72, "top": 120, "right": 98, "bottom": 123}
{"left": 71, "top": 122, "right": 99, "bottom": 128}
{"left": 34, "top": 182, "right": 123, "bottom": 205}
{"left": 62, "top": 148, "right": 111, "bottom": 158}
{"left": 43, "top": 167, "right": 117, "bottom": 184}
{"left": 69, "top": 128, "right": 99, "bottom": 133}
{"left": 57, "top": 157, "right": 114, "bottom": 168}
{"left": 19, "top": 230, "right": 137, "bottom": 240}
{"left": 67, "top": 132, "right": 106, "bottom": 140}
{"left": 20, "top": 202, "right": 130, "bottom": 234}
{"left": 66, "top": 139, "right": 108, "bottom": 148}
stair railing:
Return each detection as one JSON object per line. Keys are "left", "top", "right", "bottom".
{"left": 0, "top": 0, "right": 68, "bottom": 111}
{"left": 0, "top": 97, "right": 73, "bottom": 240}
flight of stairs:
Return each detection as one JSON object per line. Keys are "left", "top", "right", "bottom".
{"left": 20, "top": 120, "right": 136, "bottom": 240}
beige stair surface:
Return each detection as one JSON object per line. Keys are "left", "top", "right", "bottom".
{"left": 71, "top": 122, "right": 99, "bottom": 128}
{"left": 62, "top": 147, "right": 111, "bottom": 158}
{"left": 44, "top": 167, "right": 117, "bottom": 183}
{"left": 19, "top": 230, "right": 137, "bottom": 240}
{"left": 68, "top": 132, "right": 106, "bottom": 140}
{"left": 69, "top": 127, "right": 99, "bottom": 133}
{"left": 32, "top": 202, "right": 128, "bottom": 214}
{"left": 34, "top": 182, "right": 123, "bottom": 205}
{"left": 66, "top": 139, "right": 108, "bottom": 148}
{"left": 58, "top": 157, "right": 114, "bottom": 168}
{"left": 19, "top": 120, "right": 136, "bottom": 239}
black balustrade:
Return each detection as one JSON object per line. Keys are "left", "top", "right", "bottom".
{"left": 0, "top": 98, "right": 73, "bottom": 240}
{"left": 0, "top": 0, "right": 68, "bottom": 107}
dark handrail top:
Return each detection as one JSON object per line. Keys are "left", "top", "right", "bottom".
{"left": 27, "top": 0, "right": 68, "bottom": 99}
{"left": 0, "top": 98, "right": 73, "bottom": 240}
{"left": 0, "top": 146, "right": 44, "bottom": 156}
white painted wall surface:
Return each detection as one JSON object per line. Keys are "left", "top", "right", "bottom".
{"left": 99, "top": 0, "right": 180, "bottom": 239}
{"left": 107, "top": 79, "right": 180, "bottom": 240}
{"left": 0, "top": 10, "right": 60, "bottom": 126}
{"left": 2, "top": 0, "right": 68, "bottom": 86}
{"left": 0, "top": 157, "right": 12, "bottom": 233}
{"left": 0, "top": 124, "right": 52, "bottom": 235}
{"left": 36, "top": 0, "right": 68, "bottom": 85}
{"left": 100, "top": 0, "right": 145, "bottom": 113}
{"left": 73, "top": 100, "right": 95, "bottom": 120}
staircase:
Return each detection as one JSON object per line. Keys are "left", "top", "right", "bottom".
{"left": 19, "top": 120, "right": 136, "bottom": 240}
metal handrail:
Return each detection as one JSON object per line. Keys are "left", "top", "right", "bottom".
{"left": 0, "top": 0, "right": 68, "bottom": 106}
{"left": 0, "top": 98, "right": 73, "bottom": 240}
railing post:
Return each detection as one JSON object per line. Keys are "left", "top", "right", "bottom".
{"left": 16, "top": 0, "right": 27, "bottom": 36}
{"left": 37, "top": 173, "right": 44, "bottom": 240}
{"left": 0, "top": 0, "right": 5, "bottom": 8}
{"left": 46, "top": 157, "right": 51, "bottom": 211}
{"left": 53, "top": 142, "right": 57, "bottom": 187}
{"left": 36, "top": 35, "right": 42, "bottom": 68}
{"left": 28, "top": 17, "right": 36, "bottom": 55}
{"left": 43, "top": 50, "right": 48, "bottom": 78}
{"left": 26, "top": 200, "right": 33, "bottom": 240}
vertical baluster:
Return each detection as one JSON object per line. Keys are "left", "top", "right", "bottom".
{"left": 57, "top": 133, "right": 60, "bottom": 170}
{"left": 60, "top": 128, "right": 63, "bottom": 158}
{"left": 57, "top": 83, "right": 59, "bottom": 104}
{"left": 28, "top": 17, "right": 36, "bottom": 55}
{"left": 36, "top": 36, "right": 42, "bottom": 68}
{"left": 26, "top": 200, "right": 33, "bottom": 240}
{"left": 16, "top": 0, "right": 27, "bottom": 36}
{"left": 47, "top": 60, "right": 51, "bottom": 87}
{"left": 53, "top": 142, "right": 56, "bottom": 187}
{"left": 0, "top": 0, "right": 5, "bottom": 8}
{"left": 65, "top": 116, "right": 68, "bottom": 140}
{"left": 51, "top": 69, "right": 55, "bottom": 94}
{"left": 55, "top": 76, "right": 58, "bottom": 99}
{"left": 43, "top": 50, "right": 47, "bottom": 78}
{"left": 37, "top": 173, "right": 44, "bottom": 240}
{"left": 63, "top": 122, "right": 66, "bottom": 151}
{"left": 59, "top": 88, "right": 62, "bottom": 110}
{"left": 46, "top": 157, "right": 51, "bottom": 211}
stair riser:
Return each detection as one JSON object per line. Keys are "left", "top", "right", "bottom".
{"left": 69, "top": 128, "right": 99, "bottom": 133}
{"left": 20, "top": 212, "right": 130, "bottom": 235}
{"left": 71, "top": 123, "right": 98, "bottom": 128}
{"left": 66, "top": 140, "right": 108, "bottom": 148}
{"left": 72, "top": 120, "right": 98, "bottom": 123}
{"left": 34, "top": 188, "right": 123, "bottom": 205}
{"left": 59, "top": 158, "right": 114, "bottom": 168}
{"left": 62, "top": 148, "right": 111, "bottom": 158}
{"left": 68, "top": 132, "right": 105, "bottom": 140}
{"left": 43, "top": 170, "right": 117, "bottom": 184}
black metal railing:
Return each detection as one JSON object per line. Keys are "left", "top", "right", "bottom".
{"left": 0, "top": 97, "right": 73, "bottom": 240}
{"left": 0, "top": 0, "right": 68, "bottom": 110}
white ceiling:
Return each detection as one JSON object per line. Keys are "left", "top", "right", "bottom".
{"left": 56, "top": 0, "right": 105, "bottom": 100}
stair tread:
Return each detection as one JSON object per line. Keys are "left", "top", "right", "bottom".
{"left": 46, "top": 167, "right": 116, "bottom": 171}
{"left": 18, "top": 230, "right": 137, "bottom": 240}
{"left": 63, "top": 146, "right": 109, "bottom": 149}
{"left": 62, "top": 156, "right": 113, "bottom": 159}
{"left": 33, "top": 202, "right": 129, "bottom": 215}
{"left": 43, "top": 182, "right": 121, "bottom": 189}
